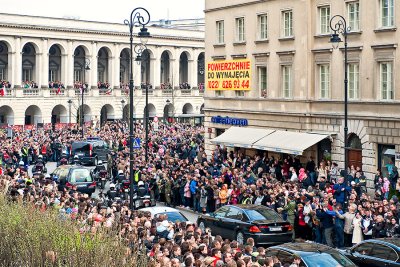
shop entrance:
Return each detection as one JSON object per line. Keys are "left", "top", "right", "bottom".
{"left": 347, "top": 134, "right": 362, "bottom": 169}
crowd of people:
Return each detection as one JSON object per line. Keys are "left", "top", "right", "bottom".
{"left": 0, "top": 121, "right": 399, "bottom": 267}
{"left": 22, "top": 80, "right": 38, "bottom": 89}
{"left": 48, "top": 81, "right": 65, "bottom": 89}
{"left": 98, "top": 81, "right": 111, "bottom": 89}
{"left": 0, "top": 80, "right": 12, "bottom": 89}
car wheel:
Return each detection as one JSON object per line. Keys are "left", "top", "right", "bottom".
{"left": 236, "top": 231, "right": 244, "bottom": 245}
{"left": 198, "top": 221, "right": 206, "bottom": 233}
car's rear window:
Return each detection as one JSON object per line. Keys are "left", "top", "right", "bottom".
{"left": 70, "top": 169, "right": 92, "bottom": 183}
{"left": 244, "top": 208, "right": 281, "bottom": 221}
{"left": 157, "top": 212, "right": 188, "bottom": 223}
{"left": 72, "top": 142, "right": 90, "bottom": 151}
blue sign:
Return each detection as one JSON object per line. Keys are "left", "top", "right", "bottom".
{"left": 211, "top": 116, "right": 248, "bottom": 126}
{"left": 132, "top": 138, "right": 141, "bottom": 149}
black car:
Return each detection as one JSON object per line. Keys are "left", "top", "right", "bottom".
{"left": 266, "top": 243, "right": 356, "bottom": 267}
{"left": 197, "top": 204, "right": 293, "bottom": 246}
{"left": 52, "top": 165, "right": 96, "bottom": 195}
{"left": 342, "top": 238, "right": 400, "bottom": 267}
{"left": 71, "top": 139, "right": 109, "bottom": 165}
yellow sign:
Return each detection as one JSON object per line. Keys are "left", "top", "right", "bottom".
{"left": 206, "top": 59, "right": 251, "bottom": 90}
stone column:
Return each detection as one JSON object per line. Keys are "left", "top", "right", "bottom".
{"left": 90, "top": 42, "right": 97, "bottom": 89}
{"left": 14, "top": 37, "right": 22, "bottom": 88}
{"left": 113, "top": 43, "right": 120, "bottom": 89}
{"left": 153, "top": 48, "right": 161, "bottom": 88}
{"left": 41, "top": 38, "right": 49, "bottom": 88}
{"left": 66, "top": 40, "right": 74, "bottom": 89}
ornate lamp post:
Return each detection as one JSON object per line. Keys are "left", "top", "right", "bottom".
{"left": 329, "top": 15, "right": 349, "bottom": 177}
{"left": 124, "top": 7, "right": 151, "bottom": 210}
{"left": 81, "top": 58, "right": 90, "bottom": 138}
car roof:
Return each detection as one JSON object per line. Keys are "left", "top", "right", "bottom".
{"left": 360, "top": 238, "right": 400, "bottom": 248}
{"left": 139, "top": 207, "right": 181, "bottom": 215}
{"left": 226, "top": 204, "right": 274, "bottom": 211}
{"left": 270, "top": 242, "right": 334, "bottom": 254}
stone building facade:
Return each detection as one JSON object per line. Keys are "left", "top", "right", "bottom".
{"left": 204, "top": 0, "right": 400, "bottom": 187}
{"left": 0, "top": 13, "right": 205, "bottom": 126}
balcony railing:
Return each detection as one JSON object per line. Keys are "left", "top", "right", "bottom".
{"left": 23, "top": 88, "right": 40, "bottom": 96}
{"left": 49, "top": 88, "right": 66, "bottom": 96}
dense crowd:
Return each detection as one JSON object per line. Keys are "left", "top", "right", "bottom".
{"left": 22, "top": 80, "right": 38, "bottom": 88}
{"left": 48, "top": 81, "right": 65, "bottom": 89}
{"left": 0, "top": 121, "right": 399, "bottom": 267}
{"left": 0, "top": 80, "right": 12, "bottom": 89}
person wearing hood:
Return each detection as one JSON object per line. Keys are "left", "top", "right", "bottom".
{"left": 219, "top": 184, "right": 228, "bottom": 206}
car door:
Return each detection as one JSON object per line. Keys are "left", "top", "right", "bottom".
{"left": 209, "top": 206, "right": 229, "bottom": 237}
{"left": 349, "top": 242, "right": 378, "bottom": 267}
{"left": 223, "top": 207, "right": 248, "bottom": 240}
{"left": 368, "top": 243, "right": 400, "bottom": 267}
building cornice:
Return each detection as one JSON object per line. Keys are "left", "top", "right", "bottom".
{"left": 205, "top": 0, "right": 266, "bottom": 13}
{"left": 0, "top": 23, "right": 204, "bottom": 42}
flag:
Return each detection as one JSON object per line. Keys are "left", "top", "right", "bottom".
{"left": 0, "top": 85, "right": 4, "bottom": 97}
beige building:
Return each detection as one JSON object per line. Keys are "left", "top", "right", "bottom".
{"left": 204, "top": 0, "right": 400, "bottom": 187}
{"left": 0, "top": 13, "right": 205, "bottom": 127}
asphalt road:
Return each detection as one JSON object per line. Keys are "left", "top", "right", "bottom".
{"left": 31, "top": 161, "right": 199, "bottom": 223}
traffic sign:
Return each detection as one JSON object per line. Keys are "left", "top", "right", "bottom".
{"left": 132, "top": 138, "right": 141, "bottom": 149}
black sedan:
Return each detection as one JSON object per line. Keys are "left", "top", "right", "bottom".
{"left": 341, "top": 238, "right": 400, "bottom": 267}
{"left": 197, "top": 204, "right": 293, "bottom": 246}
{"left": 266, "top": 242, "right": 356, "bottom": 267}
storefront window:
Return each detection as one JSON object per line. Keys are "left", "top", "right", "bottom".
{"left": 378, "top": 144, "right": 395, "bottom": 178}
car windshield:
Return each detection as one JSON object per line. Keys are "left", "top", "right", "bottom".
{"left": 244, "top": 208, "right": 281, "bottom": 221}
{"left": 303, "top": 252, "right": 356, "bottom": 267}
{"left": 70, "top": 169, "right": 92, "bottom": 183}
{"left": 161, "top": 212, "right": 188, "bottom": 223}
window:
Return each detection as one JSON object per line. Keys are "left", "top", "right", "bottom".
{"left": 282, "top": 65, "right": 292, "bottom": 98}
{"left": 74, "top": 70, "right": 81, "bottom": 82}
{"left": 235, "top": 90, "right": 245, "bottom": 97}
{"left": 49, "top": 70, "right": 56, "bottom": 82}
{"left": 380, "top": 62, "right": 393, "bottom": 100}
{"left": 282, "top": 10, "right": 293, "bottom": 37}
{"left": 216, "top": 20, "right": 224, "bottom": 44}
{"left": 22, "top": 69, "right": 32, "bottom": 82}
{"left": 319, "top": 6, "right": 331, "bottom": 34}
{"left": 258, "top": 66, "right": 267, "bottom": 98}
{"left": 369, "top": 244, "right": 398, "bottom": 261}
{"left": 235, "top": 17, "right": 245, "bottom": 42}
{"left": 0, "top": 68, "right": 5, "bottom": 80}
{"left": 319, "top": 64, "right": 330, "bottom": 99}
{"left": 380, "top": 0, "right": 395, "bottom": 27}
{"left": 348, "top": 63, "right": 359, "bottom": 99}
{"left": 258, "top": 14, "right": 268, "bottom": 40}
{"left": 347, "top": 1, "right": 360, "bottom": 31}
{"left": 215, "top": 90, "right": 223, "bottom": 97}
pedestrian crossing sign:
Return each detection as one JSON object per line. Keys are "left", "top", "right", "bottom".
{"left": 132, "top": 138, "right": 141, "bottom": 149}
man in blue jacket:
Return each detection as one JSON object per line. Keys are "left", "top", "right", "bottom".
{"left": 316, "top": 203, "right": 334, "bottom": 247}
{"left": 333, "top": 177, "right": 351, "bottom": 208}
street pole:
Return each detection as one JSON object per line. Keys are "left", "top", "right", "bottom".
{"left": 125, "top": 7, "right": 151, "bottom": 210}
{"left": 330, "top": 15, "right": 349, "bottom": 178}
{"left": 145, "top": 84, "right": 149, "bottom": 163}
{"left": 68, "top": 99, "right": 72, "bottom": 125}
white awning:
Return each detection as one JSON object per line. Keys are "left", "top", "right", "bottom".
{"left": 384, "top": 148, "right": 396, "bottom": 156}
{"left": 211, "top": 127, "right": 274, "bottom": 148}
{"left": 253, "top": 131, "right": 329, "bottom": 155}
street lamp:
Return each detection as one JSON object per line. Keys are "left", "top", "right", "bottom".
{"left": 67, "top": 99, "right": 72, "bottom": 125}
{"left": 81, "top": 58, "right": 90, "bottom": 138}
{"left": 121, "top": 99, "right": 126, "bottom": 121}
{"left": 329, "top": 15, "right": 349, "bottom": 178}
{"left": 125, "top": 7, "right": 151, "bottom": 210}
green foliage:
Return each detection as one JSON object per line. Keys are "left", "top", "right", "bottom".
{"left": 0, "top": 197, "right": 148, "bottom": 267}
